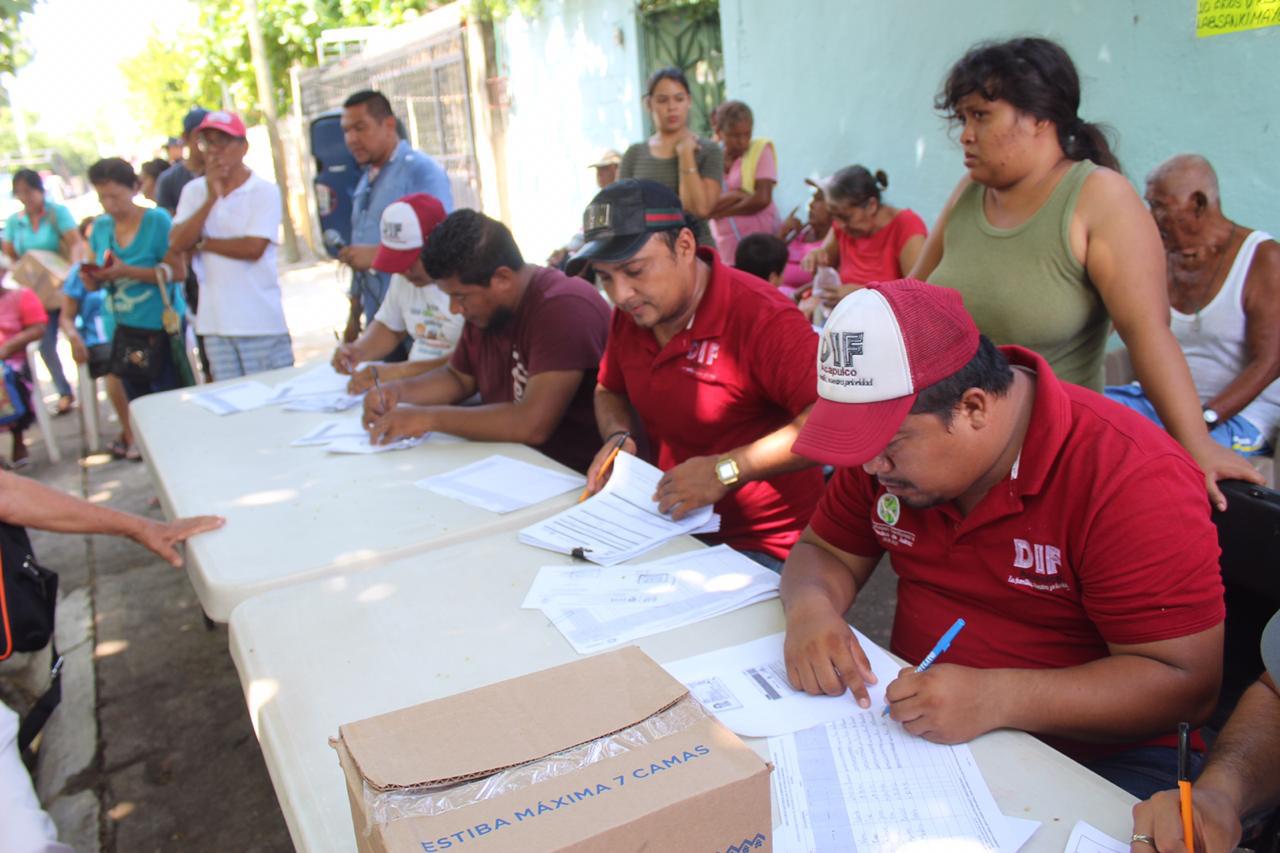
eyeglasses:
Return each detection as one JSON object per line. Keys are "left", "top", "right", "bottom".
{"left": 196, "top": 134, "right": 241, "bottom": 153}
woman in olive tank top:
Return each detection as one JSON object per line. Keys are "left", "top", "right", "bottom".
{"left": 619, "top": 67, "right": 722, "bottom": 247}
{"left": 910, "top": 37, "right": 1261, "bottom": 510}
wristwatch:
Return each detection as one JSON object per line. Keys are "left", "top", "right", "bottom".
{"left": 1202, "top": 406, "right": 1221, "bottom": 426}
{"left": 715, "top": 457, "right": 740, "bottom": 487}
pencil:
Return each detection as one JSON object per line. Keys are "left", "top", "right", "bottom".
{"left": 1178, "top": 722, "right": 1194, "bottom": 851}
{"left": 580, "top": 432, "right": 629, "bottom": 502}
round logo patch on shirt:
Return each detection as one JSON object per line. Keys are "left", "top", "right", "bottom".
{"left": 876, "top": 493, "right": 901, "bottom": 526}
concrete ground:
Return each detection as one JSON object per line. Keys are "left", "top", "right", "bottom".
{"left": 0, "top": 258, "right": 898, "bottom": 851}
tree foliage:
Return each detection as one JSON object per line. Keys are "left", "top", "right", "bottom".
{"left": 0, "top": 0, "right": 38, "bottom": 76}
{"left": 121, "top": 0, "right": 447, "bottom": 133}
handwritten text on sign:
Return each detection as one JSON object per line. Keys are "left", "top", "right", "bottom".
{"left": 1197, "top": 0, "right": 1280, "bottom": 37}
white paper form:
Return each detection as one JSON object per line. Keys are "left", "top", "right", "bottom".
{"left": 664, "top": 629, "right": 902, "bottom": 738}
{"left": 325, "top": 434, "right": 427, "bottom": 454}
{"left": 524, "top": 545, "right": 776, "bottom": 609}
{"left": 769, "top": 717, "right": 1007, "bottom": 853}
{"left": 416, "top": 455, "right": 586, "bottom": 514}
{"left": 532, "top": 546, "right": 779, "bottom": 654}
{"left": 191, "top": 381, "right": 276, "bottom": 415}
{"left": 517, "top": 452, "right": 719, "bottom": 565}
{"left": 1063, "top": 821, "right": 1127, "bottom": 853}
{"left": 290, "top": 417, "right": 368, "bottom": 447}
{"left": 267, "top": 365, "right": 351, "bottom": 402}
{"left": 282, "top": 392, "right": 362, "bottom": 413}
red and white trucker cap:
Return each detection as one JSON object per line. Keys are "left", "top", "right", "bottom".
{"left": 371, "top": 193, "right": 447, "bottom": 274}
{"left": 791, "top": 279, "right": 980, "bottom": 467}
{"left": 194, "top": 110, "right": 247, "bottom": 139}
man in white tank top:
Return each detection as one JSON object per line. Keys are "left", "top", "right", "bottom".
{"left": 1106, "top": 154, "right": 1280, "bottom": 456}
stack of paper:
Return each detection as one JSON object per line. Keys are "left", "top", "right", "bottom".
{"left": 191, "top": 381, "right": 276, "bottom": 416}
{"left": 416, "top": 455, "right": 586, "bottom": 513}
{"left": 518, "top": 452, "right": 720, "bottom": 565}
{"left": 525, "top": 545, "right": 779, "bottom": 654}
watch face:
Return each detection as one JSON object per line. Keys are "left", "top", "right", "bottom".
{"left": 716, "top": 459, "right": 737, "bottom": 483}
{"left": 1203, "top": 409, "right": 1220, "bottom": 425}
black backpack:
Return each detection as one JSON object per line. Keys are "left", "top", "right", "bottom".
{"left": 0, "top": 520, "right": 63, "bottom": 767}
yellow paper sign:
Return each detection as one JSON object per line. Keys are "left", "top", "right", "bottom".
{"left": 1197, "top": 0, "right": 1280, "bottom": 37}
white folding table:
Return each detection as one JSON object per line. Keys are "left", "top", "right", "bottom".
{"left": 131, "top": 366, "right": 585, "bottom": 620}
{"left": 229, "top": 531, "right": 1136, "bottom": 853}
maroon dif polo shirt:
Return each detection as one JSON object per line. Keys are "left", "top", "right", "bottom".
{"left": 811, "top": 346, "right": 1224, "bottom": 761}
{"left": 598, "top": 248, "right": 823, "bottom": 559}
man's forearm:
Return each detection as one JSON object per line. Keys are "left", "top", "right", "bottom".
{"left": 379, "top": 357, "right": 445, "bottom": 382}
{"left": 0, "top": 471, "right": 146, "bottom": 540}
{"left": 0, "top": 325, "right": 44, "bottom": 358}
{"left": 1196, "top": 675, "right": 1280, "bottom": 817}
{"left": 168, "top": 196, "right": 215, "bottom": 252}
{"left": 352, "top": 322, "right": 405, "bottom": 364}
{"left": 413, "top": 400, "right": 555, "bottom": 445}
{"left": 1206, "top": 359, "right": 1280, "bottom": 421}
{"left": 731, "top": 406, "right": 815, "bottom": 483}
{"left": 988, "top": 648, "right": 1220, "bottom": 742}
{"left": 202, "top": 237, "right": 268, "bottom": 261}
{"left": 593, "top": 386, "right": 635, "bottom": 439}
{"left": 394, "top": 365, "right": 471, "bottom": 406}
{"left": 780, "top": 538, "right": 861, "bottom": 620}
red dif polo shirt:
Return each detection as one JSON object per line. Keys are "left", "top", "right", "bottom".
{"left": 598, "top": 248, "right": 824, "bottom": 559}
{"left": 810, "top": 346, "right": 1224, "bottom": 762}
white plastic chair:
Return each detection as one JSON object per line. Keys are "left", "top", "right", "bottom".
{"left": 76, "top": 363, "right": 105, "bottom": 454}
{"left": 23, "top": 341, "right": 62, "bottom": 464}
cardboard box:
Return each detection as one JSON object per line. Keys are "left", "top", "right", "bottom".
{"left": 332, "top": 647, "right": 772, "bottom": 852}
{"left": 9, "top": 249, "right": 71, "bottom": 310}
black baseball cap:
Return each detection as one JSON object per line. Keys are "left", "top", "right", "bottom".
{"left": 182, "top": 107, "right": 210, "bottom": 136}
{"left": 566, "top": 179, "right": 690, "bottom": 276}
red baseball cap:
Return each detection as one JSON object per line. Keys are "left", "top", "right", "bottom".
{"left": 195, "top": 110, "right": 247, "bottom": 139}
{"left": 372, "top": 193, "right": 447, "bottom": 274}
{"left": 791, "top": 279, "right": 980, "bottom": 467}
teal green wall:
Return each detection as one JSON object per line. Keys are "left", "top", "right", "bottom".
{"left": 501, "top": 0, "right": 644, "bottom": 256}
{"left": 719, "top": 1, "right": 1280, "bottom": 237}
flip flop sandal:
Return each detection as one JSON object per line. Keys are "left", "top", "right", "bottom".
{"left": 53, "top": 396, "right": 75, "bottom": 417}
{"left": 109, "top": 439, "right": 130, "bottom": 460}
{"left": 125, "top": 445, "right": 143, "bottom": 462}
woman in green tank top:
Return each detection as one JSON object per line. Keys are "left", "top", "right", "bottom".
{"left": 911, "top": 37, "right": 1262, "bottom": 510}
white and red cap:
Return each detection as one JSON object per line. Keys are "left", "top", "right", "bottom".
{"left": 194, "top": 110, "right": 247, "bottom": 139}
{"left": 791, "top": 279, "right": 979, "bottom": 467}
{"left": 372, "top": 193, "right": 447, "bottom": 274}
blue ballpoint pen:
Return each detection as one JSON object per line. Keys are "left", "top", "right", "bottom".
{"left": 882, "top": 617, "right": 966, "bottom": 716}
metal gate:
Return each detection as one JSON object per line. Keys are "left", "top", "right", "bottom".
{"left": 639, "top": 0, "right": 725, "bottom": 136}
{"left": 296, "top": 28, "right": 480, "bottom": 210}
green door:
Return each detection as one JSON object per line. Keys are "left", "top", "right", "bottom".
{"left": 639, "top": 0, "right": 725, "bottom": 136}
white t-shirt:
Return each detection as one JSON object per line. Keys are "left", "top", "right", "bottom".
{"left": 373, "top": 273, "right": 464, "bottom": 361}
{"left": 175, "top": 171, "right": 287, "bottom": 336}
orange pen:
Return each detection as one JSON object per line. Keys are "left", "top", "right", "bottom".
{"left": 579, "top": 431, "right": 630, "bottom": 502}
{"left": 1178, "top": 722, "right": 1194, "bottom": 851}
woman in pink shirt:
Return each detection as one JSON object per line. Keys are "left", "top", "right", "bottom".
{"left": 779, "top": 183, "right": 833, "bottom": 295}
{"left": 710, "top": 101, "right": 780, "bottom": 261}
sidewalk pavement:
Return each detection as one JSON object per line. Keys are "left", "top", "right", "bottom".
{"left": 1, "top": 257, "right": 898, "bottom": 851}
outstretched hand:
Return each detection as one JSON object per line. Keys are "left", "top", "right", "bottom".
{"left": 133, "top": 515, "right": 226, "bottom": 567}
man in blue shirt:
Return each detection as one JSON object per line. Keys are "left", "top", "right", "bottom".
{"left": 339, "top": 90, "right": 454, "bottom": 350}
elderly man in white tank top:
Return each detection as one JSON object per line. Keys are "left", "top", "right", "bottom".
{"left": 1106, "top": 154, "right": 1280, "bottom": 455}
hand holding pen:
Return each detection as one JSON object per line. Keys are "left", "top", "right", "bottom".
{"left": 582, "top": 431, "right": 636, "bottom": 499}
